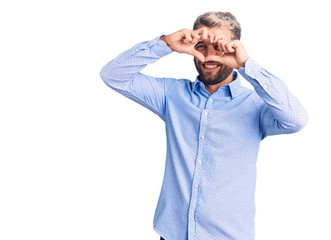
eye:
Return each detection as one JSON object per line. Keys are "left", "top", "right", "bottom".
{"left": 195, "top": 44, "right": 206, "bottom": 50}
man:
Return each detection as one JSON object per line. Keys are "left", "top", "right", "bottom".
{"left": 100, "top": 12, "right": 308, "bottom": 240}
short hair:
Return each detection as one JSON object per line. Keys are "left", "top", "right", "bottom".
{"left": 193, "top": 12, "right": 241, "bottom": 40}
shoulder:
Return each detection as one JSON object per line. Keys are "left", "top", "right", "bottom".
{"left": 165, "top": 78, "right": 195, "bottom": 94}
{"left": 234, "top": 84, "right": 264, "bottom": 110}
{"left": 249, "top": 89, "right": 265, "bottom": 109}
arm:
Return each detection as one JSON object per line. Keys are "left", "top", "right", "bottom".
{"left": 238, "top": 59, "right": 309, "bottom": 139}
{"left": 100, "top": 28, "right": 216, "bottom": 119}
{"left": 212, "top": 37, "right": 308, "bottom": 139}
{"left": 100, "top": 36, "right": 173, "bottom": 120}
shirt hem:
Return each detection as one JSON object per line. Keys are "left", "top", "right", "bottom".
{"left": 153, "top": 225, "right": 173, "bottom": 240}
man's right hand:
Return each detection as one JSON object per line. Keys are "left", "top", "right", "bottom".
{"left": 160, "top": 28, "right": 215, "bottom": 63}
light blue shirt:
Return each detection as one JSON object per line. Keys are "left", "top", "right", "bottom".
{"left": 100, "top": 36, "right": 308, "bottom": 240}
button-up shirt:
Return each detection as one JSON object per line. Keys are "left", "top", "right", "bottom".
{"left": 100, "top": 36, "right": 308, "bottom": 240}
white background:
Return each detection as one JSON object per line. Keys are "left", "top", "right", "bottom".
{"left": 1, "top": 0, "right": 330, "bottom": 239}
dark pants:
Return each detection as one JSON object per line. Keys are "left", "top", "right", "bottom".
{"left": 160, "top": 237, "right": 165, "bottom": 240}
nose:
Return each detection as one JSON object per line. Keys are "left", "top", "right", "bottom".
{"left": 205, "top": 44, "right": 218, "bottom": 57}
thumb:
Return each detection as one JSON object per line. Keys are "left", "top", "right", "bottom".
{"left": 190, "top": 50, "right": 205, "bottom": 63}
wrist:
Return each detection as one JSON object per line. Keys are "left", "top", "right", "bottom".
{"left": 239, "top": 56, "right": 250, "bottom": 68}
{"left": 160, "top": 35, "right": 169, "bottom": 46}
{"left": 160, "top": 35, "right": 173, "bottom": 50}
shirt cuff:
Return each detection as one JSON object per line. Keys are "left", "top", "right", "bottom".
{"left": 148, "top": 35, "right": 173, "bottom": 58}
{"left": 238, "top": 58, "right": 260, "bottom": 79}
{"left": 238, "top": 58, "right": 278, "bottom": 82}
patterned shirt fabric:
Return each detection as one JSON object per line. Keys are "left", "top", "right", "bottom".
{"left": 100, "top": 36, "right": 308, "bottom": 240}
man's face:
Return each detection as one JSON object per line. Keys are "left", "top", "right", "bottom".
{"left": 194, "top": 26, "right": 233, "bottom": 85}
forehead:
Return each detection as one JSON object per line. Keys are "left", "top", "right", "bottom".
{"left": 198, "top": 25, "right": 233, "bottom": 40}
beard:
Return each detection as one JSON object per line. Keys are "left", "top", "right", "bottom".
{"left": 194, "top": 58, "right": 233, "bottom": 85}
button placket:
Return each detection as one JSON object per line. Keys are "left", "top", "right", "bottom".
{"left": 206, "top": 97, "right": 214, "bottom": 109}
{"left": 188, "top": 107, "right": 209, "bottom": 239}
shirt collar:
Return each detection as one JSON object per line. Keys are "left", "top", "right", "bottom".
{"left": 193, "top": 71, "right": 241, "bottom": 99}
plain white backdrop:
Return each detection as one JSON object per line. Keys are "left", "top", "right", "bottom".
{"left": 1, "top": 0, "right": 330, "bottom": 239}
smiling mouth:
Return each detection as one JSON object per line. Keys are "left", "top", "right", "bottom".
{"left": 202, "top": 62, "right": 220, "bottom": 70}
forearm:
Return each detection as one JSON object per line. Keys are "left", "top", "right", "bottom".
{"left": 238, "top": 58, "right": 308, "bottom": 135}
{"left": 100, "top": 36, "right": 172, "bottom": 86}
{"left": 99, "top": 36, "right": 174, "bottom": 120}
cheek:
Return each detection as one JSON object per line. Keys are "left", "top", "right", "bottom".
{"left": 196, "top": 48, "right": 207, "bottom": 56}
{"left": 193, "top": 58, "right": 199, "bottom": 66}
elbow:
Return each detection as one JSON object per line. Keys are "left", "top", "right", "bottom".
{"left": 99, "top": 62, "right": 131, "bottom": 87}
{"left": 288, "top": 110, "right": 309, "bottom": 133}
{"left": 99, "top": 65, "right": 116, "bottom": 88}
{"left": 99, "top": 66, "right": 108, "bottom": 84}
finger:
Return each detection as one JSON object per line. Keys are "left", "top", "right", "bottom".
{"left": 193, "top": 28, "right": 209, "bottom": 41}
{"left": 191, "top": 32, "right": 201, "bottom": 45}
{"left": 193, "top": 28, "right": 203, "bottom": 35}
{"left": 225, "top": 41, "right": 236, "bottom": 53}
{"left": 194, "top": 27, "right": 215, "bottom": 43}
{"left": 217, "top": 40, "right": 228, "bottom": 52}
{"left": 201, "top": 28, "right": 208, "bottom": 41}
{"left": 231, "top": 40, "right": 241, "bottom": 49}
{"left": 214, "top": 35, "right": 224, "bottom": 43}
{"left": 221, "top": 41, "right": 233, "bottom": 53}
{"left": 193, "top": 28, "right": 205, "bottom": 40}
{"left": 204, "top": 29, "right": 215, "bottom": 43}
{"left": 190, "top": 49, "right": 205, "bottom": 63}
{"left": 183, "top": 30, "right": 193, "bottom": 43}
{"left": 207, "top": 30, "right": 215, "bottom": 44}
{"left": 213, "top": 35, "right": 220, "bottom": 44}
{"left": 213, "top": 37, "right": 221, "bottom": 50}
{"left": 191, "top": 37, "right": 200, "bottom": 45}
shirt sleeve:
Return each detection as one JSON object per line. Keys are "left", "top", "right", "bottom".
{"left": 238, "top": 58, "right": 309, "bottom": 139}
{"left": 99, "top": 36, "right": 174, "bottom": 121}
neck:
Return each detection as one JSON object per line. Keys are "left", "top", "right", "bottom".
{"left": 205, "top": 72, "right": 233, "bottom": 95}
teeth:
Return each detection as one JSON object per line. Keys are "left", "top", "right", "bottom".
{"left": 204, "top": 64, "right": 218, "bottom": 69}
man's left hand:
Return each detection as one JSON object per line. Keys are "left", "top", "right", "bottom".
{"left": 206, "top": 37, "right": 249, "bottom": 69}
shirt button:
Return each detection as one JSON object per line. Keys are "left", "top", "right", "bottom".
{"left": 195, "top": 184, "right": 198, "bottom": 188}
{"left": 135, "top": 49, "right": 139, "bottom": 51}
{"left": 191, "top": 210, "right": 194, "bottom": 214}
{"left": 210, "top": 99, "right": 213, "bottom": 102}
{"left": 201, "top": 135, "right": 205, "bottom": 139}
{"left": 198, "top": 160, "right": 202, "bottom": 164}
{"left": 204, "top": 111, "right": 208, "bottom": 116}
